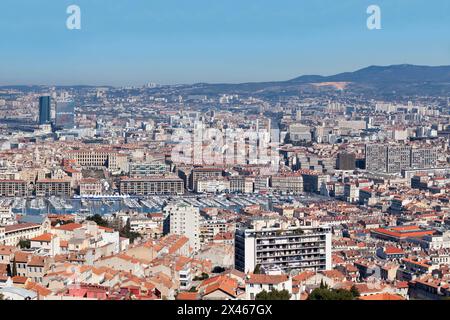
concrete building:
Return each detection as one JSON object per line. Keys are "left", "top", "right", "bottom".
{"left": 235, "top": 218, "right": 332, "bottom": 274}
{"left": 129, "top": 162, "right": 169, "bottom": 177}
{"left": 270, "top": 174, "right": 303, "bottom": 194}
{"left": 0, "top": 180, "right": 29, "bottom": 197}
{"left": 119, "top": 176, "right": 184, "bottom": 195}
{"left": 366, "top": 143, "right": 438, "bottom": 174}
{"left": 336, "top": 152, "right": 356, "bottom": 170}
{"left": 35, "top": 179, "right": 72, "bottom": 197}
{"left": 163, "top": 202, "right": 200, "bottom": 252}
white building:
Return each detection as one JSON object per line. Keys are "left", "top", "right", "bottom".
{"left": 245, "top": 273, "right": 293, "bottom": 300}
{"left": 163, "top": 202, "right": 200, "bottom": 252}
{"left": 235, "top": 218, "right": 332, "bottom": 274}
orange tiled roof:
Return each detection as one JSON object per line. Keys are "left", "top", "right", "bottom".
{"left": 247, "top": 273, "right": 289, "bottom": 285}
{"left": 54, "top": 223, "right": 83, "bottom": 231}
{"left": 359, "top": 293, "right": 405, "bottom": 301}
{"left": 30, "top": 233, "right": 55, "bottom": 242}
{"left": 176, "top": 291, "right": 199, "bottom": 300}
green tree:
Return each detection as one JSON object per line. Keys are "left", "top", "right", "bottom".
{"left": 308, "top": 287, "right": 356, "bottom": 300}
{"left": 18, "top": 239, "right": 31, "bottom": 249}
{"left": 253, "top": 264, "right": 262, "bottom": 274}
{"left": 86, "top": 214, "right": 109, "bottom": 227}
{"left": 193, "top": 273, "right": 209, "bottom": 281}
{"left": 11, "top": 258, "right": 17, "bottom": 277}
{"left": 119, "top": 218, "right": 140, "bottom": 244}
{"left": 212, "top": 266, "right": 226, "bottom": 274}
{"left": 350, "top": 285, "right": 360, "bottom": 298}
{"left": 255, "top": 289, "right": 291, "bottom": 300}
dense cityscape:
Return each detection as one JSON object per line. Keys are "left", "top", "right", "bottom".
{"left": 0, "top": 75, "right": 449, "bottom": 301}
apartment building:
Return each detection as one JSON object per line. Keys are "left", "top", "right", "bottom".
{"left": 411, "top": 147, "right": 438, "bottom": 169}
{"left": 79, "top": 178, "right": 103, "bottom": 196}
{"left": 0, "top": 219, "right": 50, "bottom": 246}
{"left": 0, "top": 180, "right": 29, "bottom": 197}
{"left": 188, "top": 167, "right": 224, "bottom": 190}
{"left": 301, "top": 172, "right": 329, "bottom": 193}
{"left": 235, "top": 218, "right": 332, "bottom": 273}
{"left": 163, "top": 202, "right": 200, "bottom": 252}
{"left": 119, "top": 176, "right": 184, "bottom": 195}
{"left": 228, "top": 176, "right": 254, "bottom": 193}
{"left": 195, "top": 177, "right": 230, "bottom": 193}
{"left": 129, "top": 162, "right": 169, "bottom": 177}
{"left": 365, "top": 144, "right": 388, "bottom": 173}
{"left": 270, "top": 174, "right": 303, "bottom": 195}
{"left": 67, "top": 149, "right": 128, "bottom": 172}
{"left": 200, "top": 219, "right": 230, "bottom": 245}
{"left": 35, "top": 179, "right": 72, "bottom": 197}
{"left": 365, "top": 143, "right": 438, "bottom": 174}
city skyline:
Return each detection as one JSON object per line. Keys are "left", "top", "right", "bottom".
{"left": 0, "top": 0, "right": 450, "bottom": 86}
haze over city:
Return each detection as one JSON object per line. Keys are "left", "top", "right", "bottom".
{"left": 1, "top": 0, "right": 450, "bottom": 85}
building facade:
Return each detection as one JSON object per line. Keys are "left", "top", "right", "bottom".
{"left": 235, "top": 219, "right": 332, "bottom": 273}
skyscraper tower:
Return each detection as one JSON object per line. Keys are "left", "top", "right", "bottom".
{"left": 38, "top": 96, "right": 51, "bottom": 125}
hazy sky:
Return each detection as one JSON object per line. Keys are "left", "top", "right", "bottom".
{"left": 0, "top": 0, "right": 449, "bottom": 86}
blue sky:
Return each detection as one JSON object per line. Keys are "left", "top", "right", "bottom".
{"left": 0, "top": 0, "right": 449, "bottom": 86}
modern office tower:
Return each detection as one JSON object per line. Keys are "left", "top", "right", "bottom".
{"left": 235, "top": 218, "right": 332, "bottom": 273}
{"left": 163, "top": 202, "right": 200, "bottom": 252}
{"left": 55, "top": 100, "right": 75, "bottom": 129}
{"left": 365, "top": 144, "right": 388, "bottom": 173}
{"left": 38, "top": 96, "right": 51, "bottom": 125}
{"left": 336, "top": 152, "right": 356, "bottom": 170}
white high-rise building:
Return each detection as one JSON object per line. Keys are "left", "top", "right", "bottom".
{"left": 163, "top": 202, "right": 200, "bottom": 252}
{"left": 235, "top": 218, "right": 332, "bottom": 274}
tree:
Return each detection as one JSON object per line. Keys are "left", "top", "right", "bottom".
{"left": 119, "top": 218, "right": 140, "bottom": 244}
{"left": 193, "top": 273, "right": 209, "bottom": 281}
{"left": 350, "top": 285, "right": 360, "bottom": 298}
{"left": 255, "top": 289, "right": 291, "bottom": 300}
{"left": 11, "top": 258, "right": 17, "bottom": 277}
{"left": 253, "top": 264, "right": 262, "bottom": 274}
{"left": 0, "top": 293, "right": 4, "bottom": 300}
{"left": 308, "top": 287, "right": 356, "bottom": 300}
{"left": 212, "top": 266, "right": 226, "bottom": 274}
{"left": 86, "top": 214, "right": 109, "bottom": 227}
{"left": 19, "top": 239, "right": 31, "bottom": 249}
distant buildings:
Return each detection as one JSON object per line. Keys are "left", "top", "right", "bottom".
{"left": 289, "top": 123, "right": 311, "bottom": 143}
{"left": 38, "top": 96, "right": 51, "bottom": 125}
{"left": 55, "top": 101, "right": 75, "bottom": 129}
{"left": 336, "top": 152, "right": 356, "bottom": 171}
{"left": 365, "top": 143, "right": 438, "bottom": 174}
